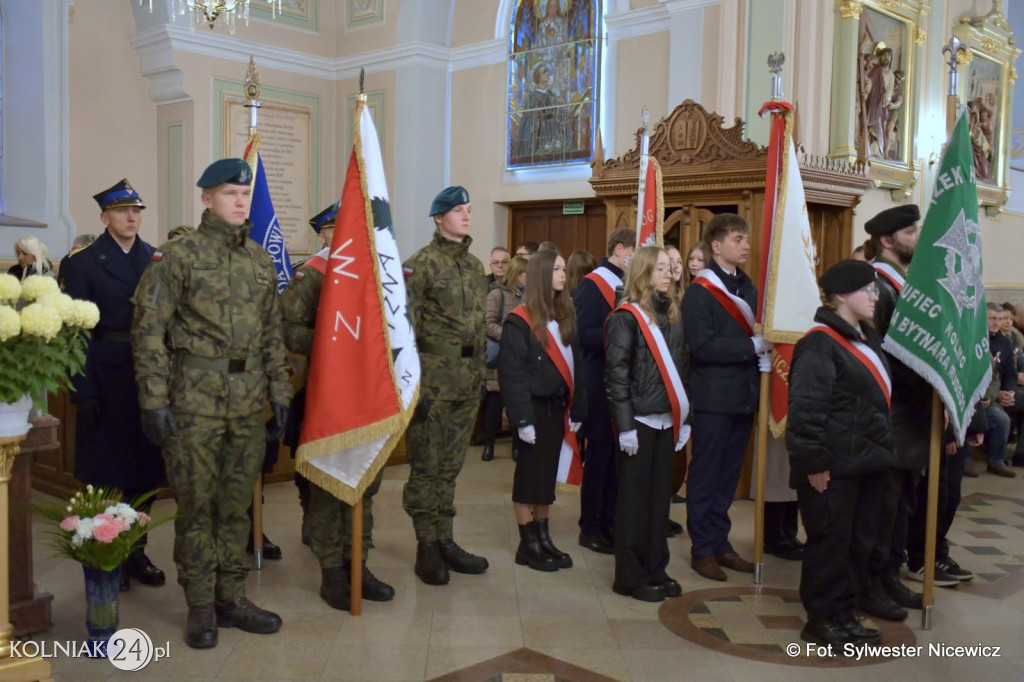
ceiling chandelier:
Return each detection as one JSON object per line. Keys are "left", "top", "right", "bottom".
{"left": 140, "top": 1, "right": 283, "bottom": 35}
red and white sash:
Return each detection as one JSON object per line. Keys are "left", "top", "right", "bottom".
{"left": 873, "top": 261, "right": 905, "bottom": 293}
{"left": 808, "top": 323, "right": 891, "bottom": 408}
{"left": 583, "top": 266, "right": 622, "bottom": 310}
{"left": 508, "top": 306, "right": 583, "bottom": 488}
{"left": 691, "top": 268, "right": 755, "bottom": 337}
{"left": 616, "top": 303, "right": 691, "bottom": 445}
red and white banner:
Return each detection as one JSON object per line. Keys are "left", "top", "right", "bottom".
{"left": 296, "top": 97, "right": 421, "bottom": 504}
{"left": 636, "top": 120, "right": 663, "bottom": 248}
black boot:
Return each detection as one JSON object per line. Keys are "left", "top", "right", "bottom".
{"left": 439, "top": 538, "right": 489, "bottom": 574}
{"left": 515, "top": 523, "right": 558, "bottom": 572}
{"left": 347, "top": 562, "right": 395, "bottom": 602}
{"left": 319, "top": 566, "right": 351, "bottom": 611}
{"left": 857, "top": 575, "right": 908, "bottom": 622}
{"left": 666, "top": 519, "right": 684, "bottom": 538}
{"left": 534, "top": 518, "right": 572, "bottom": 568}
{"left": 214, "top": 597, "right": 282, "bottom": 634}
{"left": 246, "top": 533, "right": 283, "bottom": 560}
{"left": 834, "top": 610, "right": 881, "bottom": 643}
{"left": 881, "top": 567, "right": 924, "bottom": 609}
{"left": 125, "top": 551, "right": 166, "bottom": 586}
{"left": 481, "top": 441, "right": 495, "bottom": 461}
{"left": 415, "top": 541, "right": 450, "bottom": 585}
{"left": 185, "top": 604, "right": 217, "bottom": 649}
{"left": 800, "top": 615, "right": 856, "bottom": 649}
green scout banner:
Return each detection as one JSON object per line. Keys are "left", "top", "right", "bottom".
{"left": 881, "top": 112, "right": 990, "bottom": 445}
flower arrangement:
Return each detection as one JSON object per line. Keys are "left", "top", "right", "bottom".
{"left": 35, "top": 485, "right": 171, "bottom": 572}
{"left": 0, "top": 273, "right": 99, "bottom": 407}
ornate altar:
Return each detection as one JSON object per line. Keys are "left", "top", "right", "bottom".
{"left": 589, "top": 99, "right": 872, "bottom": 282}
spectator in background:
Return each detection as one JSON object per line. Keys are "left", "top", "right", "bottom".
{"left": 1000, "top": 303, "right": 1023, "bottom": 350}
{"left": 1013, "top": 302, "right": 1024, "bottom": 338}
{"left": 487, "top": 247, "right": 511, "bottom": 286}
{"left": 683, "top": 242, "right": 708, "bottom": 289}
{"left": 666, "top": 245, "right": 684, "bottom": 301}
{"left": 851, "top": 244, "right": 868, "bottom": 262}
{"left": 538, "top": 241, "right": 559, "bottom": 253}
{"left": 565, "top": 249, "right": 597, "bottom": 298}
{"left": 70, "top": 234, "right": 97, "bottom": 255}
{"left": 9, "top": 235, "right": 54, "bottom": 280}
{"left": 970, "top": 302, "right": 1018, "bottom": 478}
{"left": 516, "top": 241, "right": 539, "bottom": 259}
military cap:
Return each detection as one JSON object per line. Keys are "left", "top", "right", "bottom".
{"left": 819, "top": 259, "right": 877, "bottom": 295}
{"left": 93, "top": 178, "right": 146, "bottom": 211}
{"left": 309, "top": 201, "right": 339, "bottom": 234}
{"left": 196, "top": 158, "right": 253, "bottom": 188}
{"left": 864, "top": 204, "right": 920, "bottom": 237}
{"left": 429, "top": 186, "right": 470, "bottom": 217}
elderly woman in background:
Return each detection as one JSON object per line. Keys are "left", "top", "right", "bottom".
{"left": 9, "top": 235, "right": 54, "bottom": 280}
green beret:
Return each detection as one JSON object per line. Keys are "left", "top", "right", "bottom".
{"left": 819, "top": 259, "right": 877, "bottom": 295}
{"left": 429, "top": 186, "right": 470, "bottom": 217}
{"left": 196, "top": 158, "right": 253, "bottom": 188}
{"left": 865, "top": 205, "right": 920, "bottom": 237}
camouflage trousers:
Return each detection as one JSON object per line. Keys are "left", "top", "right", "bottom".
{"left": 308, "top": 469, "right": 383, "bottom": 569}
{"left": 403, "top": 395, "right": 480, "bottom": 542}
{"left": 164, "top": 411, "right": 264, "bottom": 606}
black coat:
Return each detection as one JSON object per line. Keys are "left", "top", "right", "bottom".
{"left": 604, "top": 294, "right": 686, "bottom": 433}
{"left": 59, "top": 231, "right": 164, "bottom": 492}
{"left": 786, "top": 307, "right": 895, "bottom": 487}
{"left": 573, "top": 259, "right": 623, "bottom": 424}
{"left": 498, "top": 311, "right": 586, "bottom": 428}
{"left": 873, "top": 264, "right": 932, "bottom": 469}
{"left": 681, "top": 260, "right": 760, "bottom": 414}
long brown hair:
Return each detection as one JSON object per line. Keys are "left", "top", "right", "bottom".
{"left": 502, "top": 255, "right": 529, "bottom": 291}
{"left": 624, "top": 246, "right": 679, "bottom": 324}
{"left": 525, "top": 249, "right": 575, "bottom": 346}
{"left": 683, "top": 241, "right": 709, "bottom": 289}
{"left": 566, "top": 249, "right": 598, "bottom": 297}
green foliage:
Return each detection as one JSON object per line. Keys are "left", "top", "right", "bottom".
{"left": 0, "top": 325, "right": 89, "bottom": 407}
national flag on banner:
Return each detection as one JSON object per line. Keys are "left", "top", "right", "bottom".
{"left": 294, "top": 97, "right": 421, "bottom": 504}
{"left": 882, "top": 112, "right": 990, "bottom": 445}
{"left": 756, "top": 101, "right": 821, "bottom": 436}
{"left": 243, "top": 134, "right": 293, "bottom": 293}
{"left": 636, "top": 126, "right": 663, "bottom": 248}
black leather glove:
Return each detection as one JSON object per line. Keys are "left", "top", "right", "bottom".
{"left": 266, "top": 402, "right": 289, "bottom": 442}
{"left": 75, "top": 398, "right": 101, "bottom": 428}
{"left": 141, "top": 407, "right": 178, "bottom": 447}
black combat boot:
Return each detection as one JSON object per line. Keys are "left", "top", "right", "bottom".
{"left": 214, "top": 597, "right": 282, "bottom": 634}
{"left": 834, "top": 610, "right": 881, "bottom": 643}
{"left": 415, "top": 541, "right": 450, "bottom": 585}
{"left": 125, "top": 551, "right": 166, "bottom": 586}
{"left": 481, "top": 441, "right": 495, "bottom": 461}
{"left": 882, "top": 567, "right": 924, "bottom": 609}
{"left": 439, "top": 538, "right": 489, "bottom": 574}
{"left": 346, "top": 562, "right": 395, "bottom": 602}
{"left": 857, "top": 575, "right": 908, "bottom": 621}
{"left": 185, "top": 603, "right": 217, "bottom": 649}
{"left": 319, "top": 565, "right": 351, "bottom": 611}
{"left": 800, "top": 614, "right": 856, "bottom": 649}
{"left": 535, "top": 518, "right": 572, "bottom": 569}
{"left": 246, "top": 533, "right": 282, "bottom": 560}
{"left": 515, "top": 523, "right": 558, "bottom": 572}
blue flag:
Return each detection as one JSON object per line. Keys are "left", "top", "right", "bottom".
{"left": 245, "top": 143, "right": 292, "bottom": 293}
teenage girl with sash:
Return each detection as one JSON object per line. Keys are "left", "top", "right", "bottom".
{"left": 787, "top": 259, "right": 896, "bottom": 649}
{"left": 499, "top": 249, "right": 586, "bottom": 572}
{"left": 605, "top": 246, "right": 690, "bottom": 602}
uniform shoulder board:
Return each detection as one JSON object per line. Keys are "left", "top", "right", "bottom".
{"left": 151, "top": 251, "right": 164, "bottom": 261}
{"left": 402, "top": 266, "right": 414, "bottom": 278}
{"left": 294, "top": 271, "right": 305, "bottom": 281}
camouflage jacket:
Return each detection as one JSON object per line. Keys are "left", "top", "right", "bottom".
{"left": 280, "top": 249, "right": 326, "bottom": 359}
{"left": 131, "top": 209, "right": 291, "bottom": 418}
{"left": 404, "top": 231, "right": 486, "bottom": 399}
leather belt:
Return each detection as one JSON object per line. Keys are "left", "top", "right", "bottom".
{"left": 180, "top": 353, "right": 261, "bottom": 374}
{"left": 418, "top": 341, "right": 476, "bottom": 358}
{"left": 93, "top": 330, "right": 131, "bottom": 343}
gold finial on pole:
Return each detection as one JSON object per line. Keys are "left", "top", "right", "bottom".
{"left": 244, "top": 56, "right": 262, "bottom": 134}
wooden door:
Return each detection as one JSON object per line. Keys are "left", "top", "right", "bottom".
{"left": 507, "top": 200, "right": 608, "bottom": 259}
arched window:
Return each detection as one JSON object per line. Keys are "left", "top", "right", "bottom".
{"left": 506, "top": 0, "right": 599, "bottom": 169}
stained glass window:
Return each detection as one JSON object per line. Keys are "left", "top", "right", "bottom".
{"left": 507, "top": 0, "right": 599, "bottom": 169}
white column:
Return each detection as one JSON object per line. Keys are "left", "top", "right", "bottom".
{"left": 662, "top": 0, "right": 718, "bottom": 110}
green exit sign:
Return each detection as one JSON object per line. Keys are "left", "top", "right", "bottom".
{"left": 562, "top": 201, "right": 585, "bottom": 215}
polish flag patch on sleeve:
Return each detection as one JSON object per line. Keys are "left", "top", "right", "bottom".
{"left": 402, "top": 266, "right": 414, "bottom": 278}
{"left": 151, "top": 251, "right": 163, "bottom": 261}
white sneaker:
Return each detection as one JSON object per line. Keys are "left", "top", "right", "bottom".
{"left": 905, "top": 566, "right": 960, "bottom": 587}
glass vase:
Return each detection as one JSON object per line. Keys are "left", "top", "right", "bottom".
{"left": 83, "top": 566, "right": 120, "bottom": 657}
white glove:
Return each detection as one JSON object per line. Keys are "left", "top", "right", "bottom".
{"left": 619, "top": 429, "right": 639, "bottom": 456}
{"left": 569, "top": 421, "right": 581, "bottom": 433}
{"left": 758, "top": 352, "right": 772, "bottom": 374}
{"left": 674, "top": 425, "right": 692, "bottom": 452}
{"left": 752, "top": 333, "right": 773, "bottom": 355}
{"left": 518, "top": 425, "right": 536, "bottom": 444}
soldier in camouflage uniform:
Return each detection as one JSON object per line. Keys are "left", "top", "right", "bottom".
{"left": 131, "top": 158, "right": 291, "bottom": 650}
{"left": 280, "top": 201, "right": 395, "bottom": 610}
{"left": 403, "top": 186, "right": 490, "bottom": 585}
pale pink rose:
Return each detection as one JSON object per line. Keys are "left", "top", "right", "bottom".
{"left": 92, "top": 521, "right": 122, "bottom": 544}
{"left": 59, "top": 516, "right": 79, "bottom": 532}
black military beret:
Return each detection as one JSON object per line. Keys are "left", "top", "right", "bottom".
{"left": 93, "top": 178, "right": 146, "bottom": 211}
{"left": 864, "top": 205, "right": 920, "bottom": 237}
{"left": 309, "top": 201, "right": 339, "bottom": 234}
{"left": 429, "top": 186, "right": 470, "bottom": 217}
{"left": 819, "top": 259, "right": 877, "bottom": 295}
{"left": 196, "top": 158, "right": 253, "bottom": 188}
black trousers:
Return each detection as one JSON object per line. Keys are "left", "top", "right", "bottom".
{"left": 480, "top": 390, "right": 505, "bottom": 443}
{"left": 797, "top": 470, "right": 888, "bottom": 619}
{"left": 578, "top": 420, "right": 617, "bottom": 536}
{"left": 512, "top": 398, "right": 565, "bottom": 506}
{"left": 686, "top": 411, "right": 753, "bottom": 559}
{"left": 870, "top": 468, "right": 918, "bottom": 574}
{"left": 764, "top": 501, "right": 800, "bottom": 547}
{"left": 906, "top": 444, "right": 967, "bottom": 569}
{"left": 613, "top": 423, "right": 674, "bottom": 592}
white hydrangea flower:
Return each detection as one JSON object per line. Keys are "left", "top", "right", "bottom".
{"left": 69, "top": 300, "right": 100, "bottom": 330}
{"left": 37, "top": 293, "right": 76, "bottom": 324}
{"left": 104, "top": 503, "right": 138, "bottom": 527}
{"left": 20, "top": 303, "right": 62, "bottom": 341}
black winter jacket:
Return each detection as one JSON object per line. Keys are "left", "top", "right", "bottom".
{"left": 604, "top": 294, "right": 686, "bottom": 433}
{"left": 573, "top": 259, "right": 624, "bottom": 423}
{"left": 681, "top": 260, "right": 760, "bottom": 414}
{"left": 786, "top": 307, "right": 895, "bottom": 487}
{"left": 498, "top": 311, "right": 586, "bottom": 428}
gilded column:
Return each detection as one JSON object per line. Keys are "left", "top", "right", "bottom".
{"left": 829, "top": 1, "right": 863, "bottom": 161}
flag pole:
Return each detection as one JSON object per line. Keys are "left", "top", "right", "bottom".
{"left": 942, "top": 37, "right": 966, "bottom": 140}
{"left": 636, "top": 106, "right": 650, "bottom": 247}
{"left": 243, "top": 55, "right": 266, "bottom": 571}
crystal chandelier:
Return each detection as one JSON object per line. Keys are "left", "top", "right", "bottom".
{"left": 140, "top": 1, "right": 283, "bottom": 35}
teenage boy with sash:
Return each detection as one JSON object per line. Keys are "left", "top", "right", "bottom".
{"left": 861, "top": 204, "right": 933, "bottom": 621}
{"left": 682, "top": 214, "right": 771, "bottom": 582}
{"left": 573, "top": 228, "right": 635, "bottom": 554}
